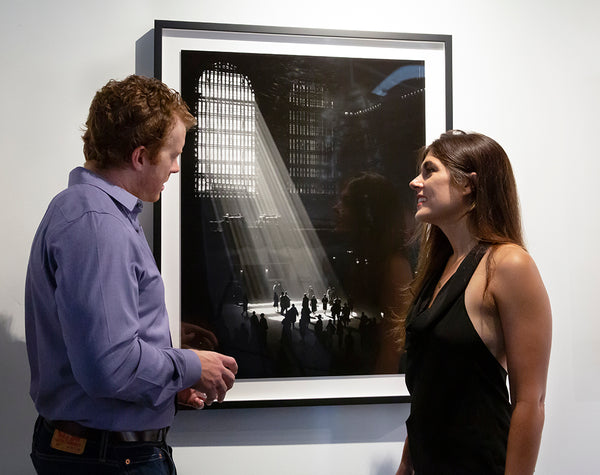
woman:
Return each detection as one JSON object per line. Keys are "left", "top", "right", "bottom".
{"left": 396, "top": 131, "right": 551, "bottom": 474}
{"left": 335, "top": 172, "right": 413, "bottom": 373}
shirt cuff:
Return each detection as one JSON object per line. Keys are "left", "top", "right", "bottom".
{"left": 180, "top": 349, "right": 204, "bottom": 389}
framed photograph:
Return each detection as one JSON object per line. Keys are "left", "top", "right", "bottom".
{"left": 154, "top": 21, "right": 452, "bottom": 406}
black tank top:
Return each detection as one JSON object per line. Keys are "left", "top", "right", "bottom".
{"left": 405, "top": 244, "right": 511, "bottom": 475}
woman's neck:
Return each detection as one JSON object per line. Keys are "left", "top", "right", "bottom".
{"left": 439, "top": 220, "right": 478, "bottom": 264}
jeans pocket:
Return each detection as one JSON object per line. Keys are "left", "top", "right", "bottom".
{"left": 31, "top": 449, "right": 120, "bottom": 474}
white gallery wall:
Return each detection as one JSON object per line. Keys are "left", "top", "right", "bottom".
{"left": 1, "top": 1, "right": 598, "bottom": 473}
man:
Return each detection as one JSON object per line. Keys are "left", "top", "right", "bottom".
{"left": 25, "top": 75, "right": 238, "bottom": 474}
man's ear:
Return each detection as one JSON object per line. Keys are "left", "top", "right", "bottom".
{"left": 130, "top": 145, "right": 148, "bottom": 171}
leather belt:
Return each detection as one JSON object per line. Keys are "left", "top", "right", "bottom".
{"left": 44, "top": 418, "right": 169, "bottom": 443}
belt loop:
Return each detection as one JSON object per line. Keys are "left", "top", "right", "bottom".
{"left": 99, "top": 430, "right": 109, "bottom": 462}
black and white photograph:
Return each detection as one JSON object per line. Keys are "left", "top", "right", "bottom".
{"left": 178, "top": 50, "right": 425, "bottom": 381}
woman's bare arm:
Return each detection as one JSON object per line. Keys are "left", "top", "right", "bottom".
{"left": 491, "top": 245, "right": 552, "bottom": 474}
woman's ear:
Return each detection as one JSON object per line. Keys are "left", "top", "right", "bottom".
{"left": 464, "top": 172, "right": 477, "bottom": 195}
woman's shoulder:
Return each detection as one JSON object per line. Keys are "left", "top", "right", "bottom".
{"left": 489, "top": 243, "right": 534, "bottom": 271}
{"left": 487, "top": 243, "right": 542, "bottom": 293}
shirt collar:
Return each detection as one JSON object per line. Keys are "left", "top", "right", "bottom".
{"left": 68, "top": 167, "right": 144, "bottom": 217}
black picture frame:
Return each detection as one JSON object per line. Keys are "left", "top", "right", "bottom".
{"left": 154, "top": 20, "right": 452, "bottom": 407}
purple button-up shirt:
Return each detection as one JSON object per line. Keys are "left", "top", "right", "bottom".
{"left": 25, "top": 167, "right": 202, "bottom": 431}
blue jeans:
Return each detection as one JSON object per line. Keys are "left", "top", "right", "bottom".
{"left": 30, "top": 416, "right": 177, "bottom": 474}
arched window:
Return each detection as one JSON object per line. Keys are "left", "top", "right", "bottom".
{"left": 196, "top": 62, "right": 256, "bottom": 198}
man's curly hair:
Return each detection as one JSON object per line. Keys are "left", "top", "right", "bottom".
{"left": 82, "top": 75, "right": 196, "bottom": 169}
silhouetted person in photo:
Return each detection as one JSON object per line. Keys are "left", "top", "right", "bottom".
{"left": 314, "top": 315, "right": 324, "bottom": 341}
{"left": 325, "top": 320, "right": 335, "bottom": 349}
{"left": 280, "top": 291, "right": 290, "bottom": 315}
{"left": 341, "top": 302, "right": 351, "bottom": 327}
{"left": 287, "top": 303, "right": 299, "bottom": 329}
{"left": 299, "top": 308, "right": 310, "bottom": 341}
{"left": 242, "top": 293, "right": 249, "bottom": 316}
{"left": 326, "top": 285, "right": 336, "bottom": 302}
{"left": 310, "top": 294, "right": 318, "bottom": 313}
{"left": 331, "top": 297, "right": 341, "bottom": 322}
{"left": 259, "top": 313, "right": 268, "bottom": 331}
{"left": 302, "top": 293, "right": 309, "bottom": 311}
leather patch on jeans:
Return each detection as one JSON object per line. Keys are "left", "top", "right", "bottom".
{"left": 50, "top": 429, "right": 87, "bottom": 455}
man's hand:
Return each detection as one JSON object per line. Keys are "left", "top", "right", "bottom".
{"left": 191, "top": 351, "right": 238, "bottom": 405}
{"left": 177, "top": 388, "right": 207, "bottom": 409}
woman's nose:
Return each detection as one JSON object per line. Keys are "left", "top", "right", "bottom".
{"left": 409, "top": 175, "right": 422, "bottom": 190}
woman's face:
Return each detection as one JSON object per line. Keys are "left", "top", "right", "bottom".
{"left": 409, "top": 154, "right": 472, "bottom": 226}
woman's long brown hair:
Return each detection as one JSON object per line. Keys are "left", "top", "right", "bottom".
{"left": 398, "top": 130, "right": 525, "bottom": 346}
